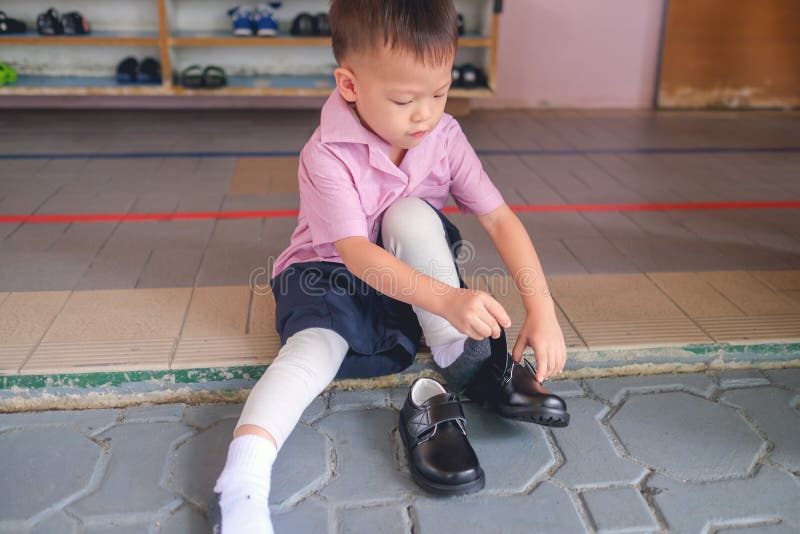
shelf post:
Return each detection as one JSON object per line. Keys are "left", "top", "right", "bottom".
{"left": 158, "top": 0, "right": 172, "bottom": 90}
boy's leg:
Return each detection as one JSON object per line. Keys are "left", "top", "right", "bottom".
{"left": 214, "top": 327, "right": 349, "bottom": 534}
{"left": 380, "top": 197, "right": 491, "bottom": 390}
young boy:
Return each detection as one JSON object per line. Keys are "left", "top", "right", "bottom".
{"left": 213, "top": 1, "right": 568, "bottom": 532}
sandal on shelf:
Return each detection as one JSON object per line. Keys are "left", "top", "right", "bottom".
{"left": 180, "top": 64, "right": 205, "bottom": 88}
{"left": 202, "top": 65, "right": 227, "bottom": 88}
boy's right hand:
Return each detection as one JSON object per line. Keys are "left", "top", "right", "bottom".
{"left": 441, "top": 288, "right": 512, "bottom": 340}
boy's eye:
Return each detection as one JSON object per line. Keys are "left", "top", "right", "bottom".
{"left": 393, "top": 100, "right": 412, "bottom": 106}
{"left": 434, "top": 94, "right": 446, "bottom": 99}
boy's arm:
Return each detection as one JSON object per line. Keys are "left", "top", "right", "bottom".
{"left": 477, "top": 203, "right": 567, "bottom": 380}
{"left": 335, "top": 237, "right": 510, "bottom": 340}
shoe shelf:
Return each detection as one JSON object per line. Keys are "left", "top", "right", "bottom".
{"left": 0, "top": 31, "right": 160, "bottom": 46}
{"left": 0, "top": 0, "right": 501, "bottom": 99}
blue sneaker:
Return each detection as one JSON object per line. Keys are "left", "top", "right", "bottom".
{"left": 254, "top": 2, "right": 281, "bottom": 37}
{"left": 228, "top": 5, "right": 254, "bottom": 36}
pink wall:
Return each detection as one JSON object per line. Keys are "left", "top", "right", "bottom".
{"left": 476, "top": 0, "right": 665, "bottom": 109}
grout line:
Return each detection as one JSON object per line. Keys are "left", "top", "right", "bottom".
{"left": 15, "top": 291, "right": 74, "bottom": 374}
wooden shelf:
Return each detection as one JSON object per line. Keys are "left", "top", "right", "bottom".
{"left": 0, "top": 0, "right": 500, "bottom": 99}
{"left": 0, "top": 31, "right": 160, "bottom": 47}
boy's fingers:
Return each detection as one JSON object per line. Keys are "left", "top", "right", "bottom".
{"left": 511, "top": 335, "right": 525, "bottom": 362}
{"left": 482, "top": 295, "right": 511, "bottom": 328}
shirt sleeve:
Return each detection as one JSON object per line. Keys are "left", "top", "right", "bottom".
{"left": 445, "top": 119, "right": 506, "bottom": 216}
{"left": 298, "top": 142, "right": 369, "bottom": 252}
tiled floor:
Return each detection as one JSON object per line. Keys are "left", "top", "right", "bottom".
{"left": 1, "top": 109, "right": 799, "bottom": 377}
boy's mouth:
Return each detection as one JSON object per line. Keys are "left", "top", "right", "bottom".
{"left": 409, "top": 130, "right": 428, "bottom": 138}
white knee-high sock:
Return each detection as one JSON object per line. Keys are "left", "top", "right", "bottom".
{"left": 431, "top": 336, "right": 467, "bottom": 368}
{"left": 214, "top": 435, "right": 277, "bottom": 534}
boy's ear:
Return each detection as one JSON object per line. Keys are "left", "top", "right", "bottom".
{"left": 334, "top": 66, "right": 357, "bottom": 103}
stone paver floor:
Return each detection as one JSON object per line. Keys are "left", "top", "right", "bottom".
{"left": 1, "top": 369, "right": 798, "bottom": 533}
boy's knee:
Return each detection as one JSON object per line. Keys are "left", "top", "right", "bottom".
{"left": 381, "top": 197, "right": 443, "bottom": 243}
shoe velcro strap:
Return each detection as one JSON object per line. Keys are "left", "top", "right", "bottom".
{"left": 407, "top": 399, "right": 465, "bottom": 440}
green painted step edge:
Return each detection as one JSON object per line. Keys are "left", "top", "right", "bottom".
{"left": 2, "top": 341, "right": 799, "bottom": 391}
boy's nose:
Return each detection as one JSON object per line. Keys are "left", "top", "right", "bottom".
{"left": 411, "top": 104, "right": 432, "bottom": 123}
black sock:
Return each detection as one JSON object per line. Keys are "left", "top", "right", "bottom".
{"left": 432, "top": 337, "right": 492, "bottom": 392}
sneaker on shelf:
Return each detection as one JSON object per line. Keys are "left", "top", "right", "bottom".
{"left": 0, "top": 11, "right": 28, "bottom": 34}
{"left": 61, "top": 11, "right": 90, "bottom": 35}
{"left": 227, "top": 5, "right": 254, "bottom": 36}
{"left": 36, "top": 8, "right": 63, "bottom": 35}
{"left": 254, "top": 2, "right": 281, "bottom": 37}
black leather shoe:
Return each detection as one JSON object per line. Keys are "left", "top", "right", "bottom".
{"left": 399, "top": 377, "right": 484, "bottom": 495}
{"left": 464, "top": 330, "right": 570, "bottom": 427}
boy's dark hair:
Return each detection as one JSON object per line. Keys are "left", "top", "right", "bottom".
{"left": 329, "top": 0, "right": 458, "bottom": 67}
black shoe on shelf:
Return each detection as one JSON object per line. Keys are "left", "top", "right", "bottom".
{"left": 137, "top": 57, "right": 162, "bottom": 84}
{"left": 399, "top": 377, "right": 485, "bottom": 495}
{"left": 290, "top": 12, "right": 315, "bottom": 36}
{"left": 313, "top": 12, "right": 330, "bottom": 36}
{"left": 464, "top": 330, "right": 570, "bottom": 427}
{"left": 36, "top": 8, "right": 63, "bottom": 35}
{"left": 0, "top": 11, "right": 28, "bottom": 34}
{"left": 61, "top": 11, "right": 90, "bottom": 35}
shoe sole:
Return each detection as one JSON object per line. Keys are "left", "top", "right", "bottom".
{"left": 233, "top": 28, "right": 254, "bottom": 36}
{"left": 257, "top": 29, "right": 277, "bottom": 36}
{"left": 399, "top": 422, "right": 485, "bottom": 496}
{"left": 495, "top": 403, "right": 570, "bottom": 428}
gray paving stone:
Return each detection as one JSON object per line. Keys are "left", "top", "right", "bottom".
{"left": 196, "top": 245, "right": 269, "bottom": 287}
{"left": 75, "top": 245, "right": 152, "bottom": 290}
{"left": 0, "top": 251, "right": 93, "bottom": 292}
{"left": 71, "top": 422, "right": 192, "bottom": 518}
{"left": 124, "top": 404, "right": 185, "bottom": 423}
{"left": 546, "top": 379, "right": 586, "bottom": 398}
{"left": 585, "top": 373, "right": 716, "bottom": 405}
{"left": 581, "top": 487, "right": 658, "bottom": 533}
{"left": 562, "top": 236, "right": 640, "bottom": 274}
{"left": 184, "top": 404, "right": 242, "bottom": 429}
{"left": 329, "top": 389, "right": 388, "bottom": 411}
{"left": 609, "top": 392, "right": 765, "bottom": 482}
{"left": 0, "top": 409, "right": 119, "bottom": 435}
{"left": 551, "top": 398, "right": 647, "bottom": 489}
{"left": 338, "top": 504, "right": 410, "bottom": 534}
{"left": 272, "top": 497, "right": 329, "bottom": 534}
{"left": 28, "top": 511, "right": 79, "bottom": 534}
{"left": 158, "top": 504, "right": 209, "bottom": 534}
{"left": 388, "top": 388, "right": 407, "bottom": 411}
{"left": 271, "top": 424, "right": 330, "bottom": 507}
{"left": 764, "top": 369, "right": 800, "bottom": 392}
{"left": 462, "top": 404, "right": 555, "bottom": 493}
{"left": 721, "top": 387, "right": 800, "bottom": 472}
{"left": 413, "top": 481, "right": 585, "bottom": 533}
{"left": 718, "top": 370, "right": 771, "bottom": 389}
{"left": 718, "top": 523, "right": 800, "bottom": 533}
{"left": 299, "top": 395, "right": 328, "bottom": 424}
{"left": 649, "top": 466, "right": 800, "bottom": 533}
{"left": 0, "top": 427, "right": 102, "bottom": 522}
{"left": 0, "top": 223, "right": 69, "bottom": 253}
{"left": 168, "top": 418, "right": 235, "bottom": 509}
{"left": 83, "top": 522, "right": 151, "bottom": 534}
{"left": 317, "top": 409, "right": 417, "bottom": 505}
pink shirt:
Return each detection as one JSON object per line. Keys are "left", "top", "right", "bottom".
{"left": 272, "top": 90, "right": 505, "bottom": 277}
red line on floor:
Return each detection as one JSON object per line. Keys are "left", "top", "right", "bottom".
{"left": 1, "top": 201, "right": 799, "bottom": 224}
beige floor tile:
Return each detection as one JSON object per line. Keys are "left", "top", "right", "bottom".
{"left": 695, "top": 315, "right": 800, "bottom": 343}
{"left": 1, "top": 345, "right": 31, "bottom": 375}
{"left": 0, "top": 293, "right": 8, "bottom": 307}
{"left": 227, "top": 157, "right": 270, "bottom": 195}
{"left": 172, "top": 335, "right": 280, "bottom": 369}
{"left": 696, "top": 271, "right": 799, "bottom": 315}
{"left": 548, "top": 274, "right": 687, "bottom": 322}
{"left": 181, "top": 286, "right": 251, "bottom": 338}
{"left": 0, "top": 291, "right": 72, "bottom": 345}
{"left": 249, "top": 290, "right": 278, "bottom": 336}
{"left": 23, "top": 339, "right": 174, "bottom": 374}
{"left": 750, "top": 270, "right": 800, "bottom": 291}
{"left": 785, "top": 290, "right": 800, "bottom": 305}
{"left": 266, "top": 157, "right": 299, "bottom": 194}
{"left": 227, "top": 157, "right": 298, "bottom": 196}
{"left": 571, "top": 318, "right": 712, "bottom": 350}
{"left": 647, "top": 273, "right": 743, "bottom": 317}
{"left": 41, "top": 288, "right": 192, "bottom": 342}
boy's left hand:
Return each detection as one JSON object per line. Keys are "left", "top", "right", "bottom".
{"left": 511, "top": 312, "right": 567, "bottom": 383}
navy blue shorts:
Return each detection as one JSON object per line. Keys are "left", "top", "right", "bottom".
{"left": 270, "top": 205, "right": 467, "bottom": 379}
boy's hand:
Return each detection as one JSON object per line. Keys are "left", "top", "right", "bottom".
{"left": 442, "top": 288, "right": 511, "bottom": 341}
{"left": 512, "top": 312, "right": 566, "bottom": 382}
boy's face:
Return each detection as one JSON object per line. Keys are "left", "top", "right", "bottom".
{"left": 336, "top": 46, "right": 454, "bottom": 156}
